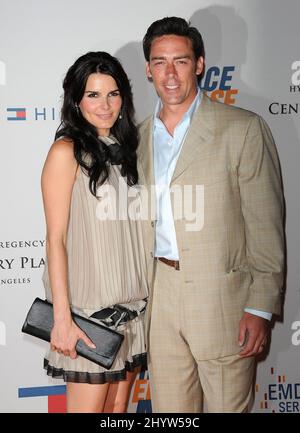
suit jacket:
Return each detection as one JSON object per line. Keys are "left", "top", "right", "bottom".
{"left": 138, "top": 93, "right": 284, "bottom": 359}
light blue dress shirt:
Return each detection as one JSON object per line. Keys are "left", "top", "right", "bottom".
{"left": 152, "top": 88, "right": 271, "bottom": 321}
{"left": 153, "top": 88, "right": 201, "bottom": 260}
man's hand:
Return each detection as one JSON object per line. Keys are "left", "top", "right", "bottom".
{"left": 238, "top": 312, "right": 270, "bottom": 357}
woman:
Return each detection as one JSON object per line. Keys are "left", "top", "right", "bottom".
{"left": 41, "top": 52, "right": 148, "bottom": 413}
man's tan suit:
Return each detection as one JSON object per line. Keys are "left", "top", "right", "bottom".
{"left": 138, "top": 94, "right": 284, "bottom": 412}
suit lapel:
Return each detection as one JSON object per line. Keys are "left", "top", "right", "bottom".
{"left": 138, "top": 94, "right": 216, "bottom": 187}
{"left": 171, "top": 93, "right": 216, "bottom": 183}
{"left": 138, "top": 116, "right": 155, "bottom": 188}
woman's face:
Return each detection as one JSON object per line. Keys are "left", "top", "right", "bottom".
{"left": 79, "top": 73, "right": 122, "bottom": 136}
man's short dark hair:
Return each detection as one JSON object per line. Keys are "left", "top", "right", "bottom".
{"left": 143, "top": 16, "right": 205, "bottom": 81}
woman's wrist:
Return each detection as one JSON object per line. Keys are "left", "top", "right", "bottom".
{"left": 53, "top": 300, "right": 72, "bottom": 323}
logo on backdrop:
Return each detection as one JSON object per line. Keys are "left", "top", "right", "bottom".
{"left": 268, "top": 61, "right": 300, "bottom": 115}
{"left": 4, "top": 107, "right": 58, "bottom": 121}
{"left": 291, "top": 321, "right": 300, "bottom": 346}
{"left": 256, "top": 367, "right": 300, "bottom": 413}
{"left": 0, "top": 321, "right": 6, "bottom": 346}
{"left": 130, "top": 369, "right": 152, "bottom": 413}
{"left": 201, "top": 65, "right": 238, "bottom": 105}
{"left": 18, "top": 385, "right": 67, "bottom": 413}
{"left": 290, "top": 61, "right": 300, "bottom": 92}
{"left": 0, "top": 239, "right": 45, "bottom": 285}
{"left": 18, "top": 370, "right": 151, "bottom": 413}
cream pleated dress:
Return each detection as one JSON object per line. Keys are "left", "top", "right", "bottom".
{"left": 42, "top": 149, "right": 149, "bottom": 384}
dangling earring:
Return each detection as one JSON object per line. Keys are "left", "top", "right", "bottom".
{"left": 118, "top": 113, "right": 122, "bottom": 120}
{"left": 75, "top": 103, "right": 80, "bottom": 115}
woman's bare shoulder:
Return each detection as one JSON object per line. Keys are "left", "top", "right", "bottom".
{"left": 49, "top": 137, "right": 74, "bottom": 155}
{"left": 42, "top": 137, "right": 78, "bottom": 180}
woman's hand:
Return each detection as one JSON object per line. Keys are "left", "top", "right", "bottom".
{"left": 50, "top": 318, "right": 96, "bottom": 359}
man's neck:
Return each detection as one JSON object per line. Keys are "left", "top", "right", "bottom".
{"left": 158, "top": 107, "right": 184, "bottom": 136}
{"left": 158, "top": 92, "right": 198, "bottom": 136}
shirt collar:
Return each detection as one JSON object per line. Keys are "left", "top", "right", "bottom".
{"left": 154, "top": 87, "right": 202, "bottom": 130}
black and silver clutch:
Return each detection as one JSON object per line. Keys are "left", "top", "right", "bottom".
{"left": 21, "top": 297, "right": 124, "bottom": 370}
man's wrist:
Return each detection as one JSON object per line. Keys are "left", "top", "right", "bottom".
{"left": 244, "top": 308, "right": 272, "bottom": 321}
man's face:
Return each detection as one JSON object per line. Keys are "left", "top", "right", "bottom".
{"left": 146, "top": 34, "right": 204, "bottom": 110}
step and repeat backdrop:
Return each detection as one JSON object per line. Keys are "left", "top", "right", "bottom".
{"left": 0, "top": 0, "right": 299, "bottom": 413}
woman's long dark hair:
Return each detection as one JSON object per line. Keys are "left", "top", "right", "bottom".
{"left": 55, "top": 51, "right": 138, "bottom": 196}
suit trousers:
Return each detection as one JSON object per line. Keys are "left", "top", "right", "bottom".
{"left": 148, "top": 259, "right": 255, "bottom": 413}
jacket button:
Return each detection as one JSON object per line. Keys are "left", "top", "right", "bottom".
{"left": 150, "top": 252, "right": 153, "bottom": 258}
{"left": 151, "top": 221, "right": 154, "bottom": 227}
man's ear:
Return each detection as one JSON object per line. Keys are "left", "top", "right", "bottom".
{"left": 146, "top": 62, "right": 153, "bottom": 81}
{"left": 195, "top": 56, "right": 204, "bottom": 76}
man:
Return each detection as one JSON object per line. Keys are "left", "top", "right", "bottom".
{"left": 138, "top": 17, "right": 284, "bottom": 413}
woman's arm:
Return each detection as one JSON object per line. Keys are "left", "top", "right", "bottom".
{"left": 41, "top": 139, "right": 95, "bottom": 358}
